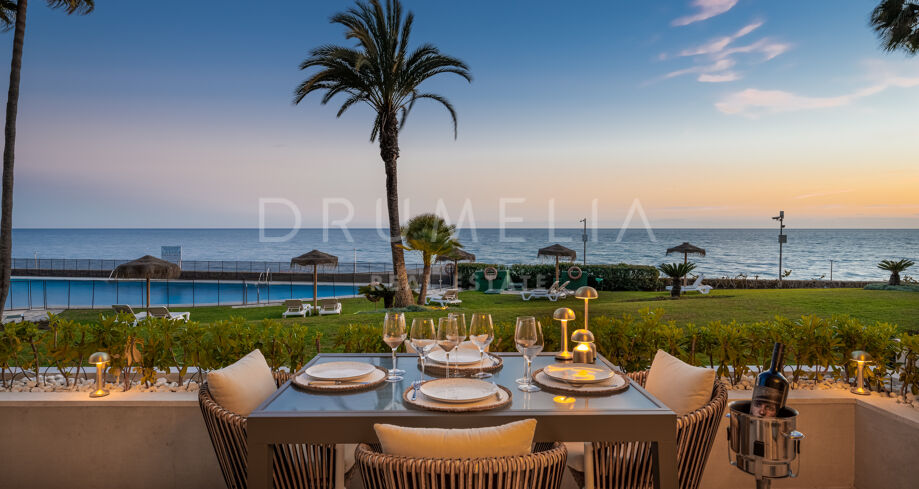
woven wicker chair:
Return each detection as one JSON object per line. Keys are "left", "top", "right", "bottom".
{"left": 569, "top": 370, "right": 727, "bottom": 489}
{"left": 199, "top": 372, "right": 346, "bottom": 489}
{"left": 356, "top": 441, "right": 568, "bottom": 489}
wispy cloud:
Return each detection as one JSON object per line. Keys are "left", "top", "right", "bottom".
{"left": 672, "top": 0, "right": 738, "bottom": 26}
{"left": 658, "top": 21, "right": 790, "bottom": 83}
{"left": 715, "top": 74, "right": 919, "bottom": 116}
{"left": 793, "top": 190, "right": 854, "bottom": 200}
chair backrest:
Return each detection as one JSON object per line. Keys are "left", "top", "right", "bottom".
{"left": 112, "top": 304, "right": 135, "bottom": 316}
{"left": 443, "top": 289, "right": 458, "bottom": 299}
{"left": 320, "top": 299, "right": 339, "bottom": 309}
{"left": 589, "top": 370, "right": 728, "bottom": 489}
{"left": 559, "top": 280, "right": 571, "bottom": 291}
{"left": 547, "top": 281, "right": 560, "bottom": 292}
{"left": 691, "top": 275, "right": 704, "bottom": 287}
{"left": 199, "top": 372, "right": 337, "bottom": 489}
{"left": 355, "top": 442, "right": 567, "bottom": 489}
{"left": 147, "top": 306, "right": 169, "bottom": 318}
{"left": 283, "top": 299, "right": 302, "bottom": 311}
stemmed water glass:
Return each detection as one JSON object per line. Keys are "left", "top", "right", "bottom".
{"left": 515, "top": 316, "right": 544, "bottom": 392}
{"left": 409, "top": 318, "right": 436, "bottom": 385}
{"left": 382, "top": 312, "right": 407, "bottom": 382}
{"left": 437, "top": 316, "right": 459, "bottom": 378}
{"left": 469, "top": 313, "right": 494, "bottom": 379}
{"left": 448, "top": 313, "right": 467, "bottom": 375}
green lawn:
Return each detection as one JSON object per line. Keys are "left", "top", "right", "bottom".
{"left": 60, "top": 288, "right": 919, "bottom": 348}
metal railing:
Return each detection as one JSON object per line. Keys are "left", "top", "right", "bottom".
{"left": 11, "top": 258, "right": 410, "bottom": 275}
{"left": 6, "top": 260, "right": 454, "bottom": 311}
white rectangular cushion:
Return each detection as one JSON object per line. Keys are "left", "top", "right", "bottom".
{"left": 206, "top": 349, "right": 277, "bottom": 416}
{"left": 644, "top": 349, "right": 715, "bottom": 416}
{"left": 374, "top": 419, "right": 537, "bottom": 458}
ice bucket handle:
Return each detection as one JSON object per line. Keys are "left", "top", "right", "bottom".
{"left": 784, "top": 430, "right": 805, "bottom": 478}
{"left": 725, "top": 412, "right": 736, "bottom": 466}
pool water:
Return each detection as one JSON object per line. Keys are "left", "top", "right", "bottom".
{"left": 5, "top": 277, "right": 360, "bottom": 310}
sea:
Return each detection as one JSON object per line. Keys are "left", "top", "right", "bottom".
{"left": 9, "top": 228, "right": 919, "bottom": 282}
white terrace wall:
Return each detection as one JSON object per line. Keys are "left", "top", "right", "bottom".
{"left": 0, "top": 390, "right": 917, "bottom": 489}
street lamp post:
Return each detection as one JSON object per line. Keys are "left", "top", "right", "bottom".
{"left": 579, "top": 218, "right": 587, "bottom": 266}
{"left": 772, "top": 211, "right": 786, "bottom": 286}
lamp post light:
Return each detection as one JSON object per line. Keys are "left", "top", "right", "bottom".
{"left": 850, "top": 350, "right": 873, "bottom": 396}
{"left": 574, "top": 286, "right": 598, "bottom": 330}
{"left": 579, "top": 218, "right": 587, "bottom": 266}
{"left": 772, "top": 211, "right": 786, "bottom": 285}
{"left": 553, "top": 307, "right": 577, "bottom": 361}
{"left": 88, "top": 352, "right": 111, "bottom": 398}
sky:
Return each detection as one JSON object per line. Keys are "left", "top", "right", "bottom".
{"left": 1, "top": 0, "right": 918, "bottom": 229}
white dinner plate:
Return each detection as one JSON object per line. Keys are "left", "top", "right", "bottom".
{"left": 419, "top": 378, "right": 499, "bottom": 404}
{"left": 427, "top": 348, "right": 482, "bottom": 365}
{"left": 304, "top": 361, "right": 376, "bottom": 381}
{"left": 543, "top": 363, "right": 616, "bottom": 384}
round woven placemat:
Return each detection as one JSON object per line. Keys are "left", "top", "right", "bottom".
{"left": 418, "top": 354, "right": 503, "bottom": 378}
{"left": 402, "top": 382, "right": 512, "bottom": 412}
{"left": 292, "top": 365, "right": 388, "bottom": 393}
{"left": 531, "top": 368, "right": 629, "bottom": 397}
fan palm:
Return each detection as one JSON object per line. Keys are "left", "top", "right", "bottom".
{"left": 294, "top": 0, "right": 471, "bottom": 307}
{"left": 659, "top": 262, "right": 697, "bottom": 298}
{"left": 871, "top": 0, "right": 919, "bottom": 54}
{"left": 878, "top": 259, "right": 915, "bottom": 285}
{"left": 401, "top": 213, "right": 461, "bottom": 305}
{"left": 0, "top": 0, "right": 94, "bottom": 320}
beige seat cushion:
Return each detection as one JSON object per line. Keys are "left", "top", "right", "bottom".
{"left": 645, "top": 349, "right": 715, "bottom": 416}
{"left": 206, "top": 349, "right": 277, "bottom": 416}
{"left": 374, "top": 419, "right": 536, "bottom": 458}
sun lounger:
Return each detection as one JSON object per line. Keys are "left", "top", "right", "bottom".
{"left": 557, "top": 280, "right": 573, "bottom": 298}
{"left": 665, "top": 274, "right": 713, "bottom": 295}
{"left": 317, "top": 299, "right": 342, "bottom": 316}
{"left": 111, "top": 304, "right": 147, "bottom": 322}
{"left": 147, "top": 306, "right": 190, "bottom": 322}
{"left": 520, "top": 281, "right": 562, "bottom": 301}
{"left": 426, "top": 289, "right": 461, "bottom": 307}
{"left": 1, "top": 312, "right": 23, "bottom": 324}
{"left": 281, "top": 299, "right": 312, "bottom": 318}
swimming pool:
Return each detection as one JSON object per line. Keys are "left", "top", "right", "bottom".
{"left": 4, "top": 277, "right": 361, "bottom": 310}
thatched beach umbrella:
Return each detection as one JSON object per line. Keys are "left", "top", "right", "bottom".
{"left": 436, "top": 249, "right": 476, "bottom": 288}
{"left": 112, "top": 255, "right": 181, "bottom": 310}
{"left": 666, "top": 242, "right": 706, "bottom": 285}
{"left": 291, "top": 250, "right": 339, "bottom": 311}
{"left": 537, "top": 244, "right": 577, "bottom": 284}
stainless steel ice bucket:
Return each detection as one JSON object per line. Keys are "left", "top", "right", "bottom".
{"left": 726, "top": 400, "right": 804, "bottom": 481}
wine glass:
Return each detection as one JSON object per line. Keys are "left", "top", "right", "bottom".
{"left": 383, "top": 312, "right": 406, "bottom": 382}
{"left": 469, "top": 313, "right": 494, "bottom": 379}
{"left": 448, "top": 313, "right": 467, "bottom": 375}
{"left": 437, "top": 316, "right": 459, "bottom": 378}
{"left": 410, "top": 318, "right": 436, "bottom": 385}
{"left": 515, "top": 316, "right": 544, "bottom": 392}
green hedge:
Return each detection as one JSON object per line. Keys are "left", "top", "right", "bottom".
{"left": 0, "top": 314, "right": 319, "bottom": 390}
{"left": 4, "top": 311, "right": 917, "bottom": 397}
{"left": 457, "top": 263, "right": 659, "bottom": 291}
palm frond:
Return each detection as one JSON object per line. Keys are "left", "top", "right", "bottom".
{"left": 45, "top": 0, "right": 94, "bottom": 15}
{"left": 871, "top": 0, "right": 919, "bottom": 54}
{"left": 295, "top": 0, "right": 471, "bottom": 141}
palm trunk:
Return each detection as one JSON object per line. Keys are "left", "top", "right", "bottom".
{"left": 889, "top": 272, "right": 900, "bottom": 286}
{"left": 0, "top": 0, "right": 28, "bottom": 320}
{"left": 379, "top": 111, "right": 413, "bottom": 307}
{"left": 670, "top": 277, "right": 681, "bottom": 297}
{"left": 417, "top": 254, "right": 432, "bottom": 305}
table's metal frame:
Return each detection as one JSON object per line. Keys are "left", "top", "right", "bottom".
{"left": 247, "top": 353, "right": 678, "bottom": 489}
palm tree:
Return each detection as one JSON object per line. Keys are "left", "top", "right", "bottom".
{"left": 294, "top": 0, "right": 471, "bottom": 307}
{"left": 878, "top": 259, "right": 915, "bottom": 285}
{"left": 0, "top": 0, "right": 94, "bottom": 320}
{"left": 871, "top": 0, "right": 919, "bottom": 54}
{"left": 401, "top": 213, "right": 460, "bottom": 305}
{"left": 659, "top": 262, "right": 697, "bottom": 298}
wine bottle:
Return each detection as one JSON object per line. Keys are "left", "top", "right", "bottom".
{"left": 750, "top": 342, "right": 789, "bottom": 417}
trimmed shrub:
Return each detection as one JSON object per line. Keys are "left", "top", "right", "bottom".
{"left": 456, "top": 263, "right": 659, "bottom": 291}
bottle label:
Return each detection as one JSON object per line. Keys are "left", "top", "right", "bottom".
{"left": 751, "top": 386, "right": 782, "bottom": 417}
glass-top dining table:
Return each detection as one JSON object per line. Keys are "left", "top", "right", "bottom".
{"left": 247, "top": 352, "right": 679, "bottom": 489}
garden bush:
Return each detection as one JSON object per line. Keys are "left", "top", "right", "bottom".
{"left": 457, "top": 263, "right": 659, "bottom": 291}
{"left": 2, "top": 310, "right": 916, "bottom": 396}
